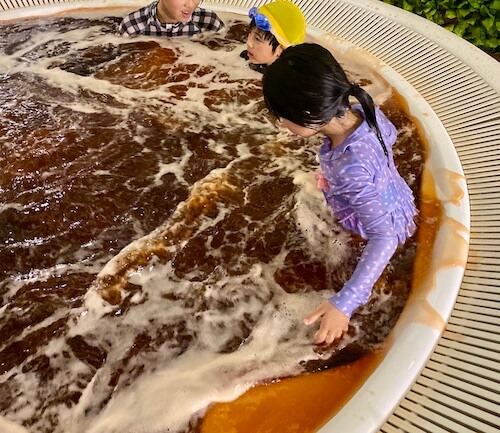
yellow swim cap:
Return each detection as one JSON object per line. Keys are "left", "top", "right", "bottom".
{"left": 257, "top": 1, "right": 306, "bottom": 47}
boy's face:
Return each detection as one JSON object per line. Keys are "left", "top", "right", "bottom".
{"left": 246, "top": 28, "right": 283, "bottom": 66}
{"left": 158, "top": 0, "right": 201, "bottom": 23}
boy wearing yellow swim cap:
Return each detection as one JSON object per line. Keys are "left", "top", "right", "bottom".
{"left": 241, "top": 1, "right": 306, "bottom": 72}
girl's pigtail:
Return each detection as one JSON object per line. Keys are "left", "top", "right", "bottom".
{"left": 349, "top": 84, "right": 389, "bottom": 160}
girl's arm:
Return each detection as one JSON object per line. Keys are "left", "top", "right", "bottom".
{"left": 330, "top": 156, "right": 400, "bottom": 314}
{"left": 329, "top": 234, "right": 397, "bottom": 317}
{"left": 305, "top": 158, "right": 399, "bottom": 343}
{"left": 304, "top": 235, "right": 397, "bottom": 345}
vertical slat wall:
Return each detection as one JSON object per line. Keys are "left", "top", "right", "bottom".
{"left": 1, "top": 1, "right": 499, "bottom": 432}
{"left": 0, "top": 0, "right": 85, "bottom": 7}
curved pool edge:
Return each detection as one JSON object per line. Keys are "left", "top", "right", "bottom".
{"left": 308, "top": 26, "right": 471, "bottom": 433}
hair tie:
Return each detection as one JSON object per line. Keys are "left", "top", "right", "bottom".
{"left": 349, "top": 83, "right": 361, "bottom": 95}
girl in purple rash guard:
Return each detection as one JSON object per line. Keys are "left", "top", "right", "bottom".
{"left": 262, "top": 43, "right": 417, "bottom": 345}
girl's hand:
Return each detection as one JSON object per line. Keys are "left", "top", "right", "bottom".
{"left": 303, "top": 301, "right": 349, "bottom": 345}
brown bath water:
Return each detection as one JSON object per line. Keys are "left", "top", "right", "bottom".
{"left": 0, "top": 12, "right": 429, "bottom": 433}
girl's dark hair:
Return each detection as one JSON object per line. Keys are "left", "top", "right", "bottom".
{"left": 249, "top": 19, "right": 281, "bottom": 53}
{"left": 262, "top": 43, "right": 388, "bottom": 157}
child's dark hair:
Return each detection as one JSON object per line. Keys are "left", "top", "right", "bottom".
{"left": 250, "top": 19, "right": 281, "bottom": 53}
{"left": 262, "top": 43, "right": 389, "bottom": 158}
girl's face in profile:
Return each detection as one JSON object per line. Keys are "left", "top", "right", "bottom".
{"left": 246, "top": 29, "right": 283, "bottom": 65}
{"left": 281, "top": 119, "right": 319, "bottom": 138}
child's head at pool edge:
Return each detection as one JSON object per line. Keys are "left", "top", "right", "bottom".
{"left": 245, "top": 1, "right": 306, "bottom": 66}
{"left": 262, "top": 42, "right": 387, "bottom": 155}
{"left": 262, "top": 43, "right": 354, "bottom": 129}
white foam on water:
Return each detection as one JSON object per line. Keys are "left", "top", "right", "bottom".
{"left": 0, "top": 9, "right": 411, "bottom": 433}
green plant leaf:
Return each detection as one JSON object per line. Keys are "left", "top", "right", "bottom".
{"left": 380, "top": 0, "right": 497, "bottom": 51}
{"left": 457, "top": 8, "right": 471, "bottom": 18}
{"left": 482, "top": 16, "right": 495, "bottom": 29}
{"left": 480, "top": 5, "right": 490, "bottom": 15}
{"left": 402, "top": 0, "right": 414, "bottom": 12}
{"left": 454, "top": 20, "right": 468, "bottom": 35}
{"left": 472, "top": 25, "right": 486, "bottom": 40}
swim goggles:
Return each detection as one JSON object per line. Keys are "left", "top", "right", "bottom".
{"left": 248, "top": 7, "right": 272, "bottom": 32}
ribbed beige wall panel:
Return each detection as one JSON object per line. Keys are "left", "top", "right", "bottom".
{"left": 423, "top": 362, "right": 496, "bottom": 391}
{"left": 389, "top": 406, "right": 452, "bottom": 432}
{"left": 413, "top": 377, "right": 498, "bottom": 417}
